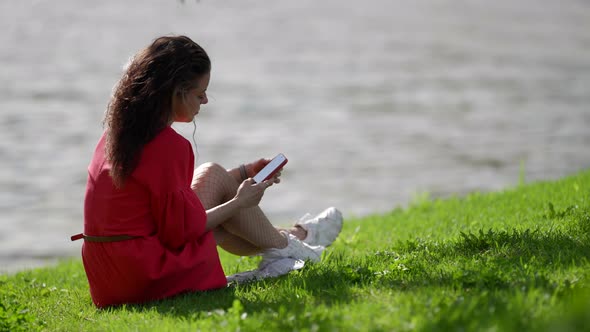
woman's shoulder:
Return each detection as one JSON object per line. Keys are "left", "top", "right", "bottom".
{"left": 148, "top": 126, "right": 188, "bottom": 150}
{"left": 141, "top": 126, "right": 192, "bottom": 159}
{"left": 133, "top": 126, "right": 194, "bottom": 187}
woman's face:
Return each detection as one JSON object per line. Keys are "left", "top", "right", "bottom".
{"left": 172, "top": 72, "right": 210, "bottom": 123}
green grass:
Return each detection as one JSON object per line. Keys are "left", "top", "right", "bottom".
{"left": 2, "top": 170, "right": 590, "bottom": 331}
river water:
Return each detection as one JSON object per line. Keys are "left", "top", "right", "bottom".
{"left": 1, "top": 0, "right": 589, "bottom": 273}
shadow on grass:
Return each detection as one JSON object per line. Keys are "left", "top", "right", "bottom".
{"left": 111, "top": 209, "right": 590, "bottom": 322}
{"left": 119, "top": 266, "right": 355, "bottom": 321}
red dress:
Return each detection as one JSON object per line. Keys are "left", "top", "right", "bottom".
{"left": 81, "top": 126, "right": 227, "bottom": 307}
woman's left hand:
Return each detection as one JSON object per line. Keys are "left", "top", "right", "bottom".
{"left": 246, "top": 158, "right": 282, "bottom": 184}
{"left": 247, "top": 158, "right": 269, "bottom": 177}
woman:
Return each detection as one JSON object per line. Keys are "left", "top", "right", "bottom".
{"left": 72, "top": 35, "right": 343, "bottom": 308}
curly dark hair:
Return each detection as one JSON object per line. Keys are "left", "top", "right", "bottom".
{"left": 103, "top": 35, "right": 211, "bottom": 188}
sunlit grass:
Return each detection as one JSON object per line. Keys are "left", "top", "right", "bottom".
{"left": 2, "top": 170, "right": 589, "bottom": 331}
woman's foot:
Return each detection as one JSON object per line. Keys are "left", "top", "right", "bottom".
{"left": 294, "top": 207, "right": 343, "bottom": 247}
{"left": 286, "top": 225, "right": 308, "bottom": 241}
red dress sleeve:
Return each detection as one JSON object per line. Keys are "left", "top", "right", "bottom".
{"left": 133, "top": 127, "right": 207, "bottom": 251}
{"left": 151, "top": 188, "right": 207, "bottom": 251}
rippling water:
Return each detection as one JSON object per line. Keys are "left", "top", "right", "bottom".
{"left": 1, "top": 0, "right": 589, "bottom": 272}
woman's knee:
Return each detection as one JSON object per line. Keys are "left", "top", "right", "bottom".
{"left": 193, "top": 162, "right": 226, "bottom": 183}
{"left": 194, "top": 162, "right": 225, "bottom": 177}
{"left": 191, "top": 162, "right": 235, "bottom": 193}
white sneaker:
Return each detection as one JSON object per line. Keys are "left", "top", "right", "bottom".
{"left": 295, "top": 207, "right": 343, "bottom": 247}
{"left": 227, "top": 258, "right": 306, "bottom": 284}
{"left": 260, "top": 232, "right": 324, "bottom": 268}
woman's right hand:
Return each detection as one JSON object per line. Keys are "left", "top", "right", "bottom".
{"left": 234, "top": 178, "right": 273, "bottom": 208}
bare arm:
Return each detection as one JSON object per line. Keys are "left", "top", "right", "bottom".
{"left": 205, "top": 197, "right": 242, "bottom": 230}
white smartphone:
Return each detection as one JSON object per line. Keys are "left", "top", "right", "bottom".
{"left": 252, "top": 153, "right": 288, "bottom": 183}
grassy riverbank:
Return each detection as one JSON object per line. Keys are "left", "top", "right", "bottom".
{"left": 2, "top": 170, "right": 590, "bottom": 331}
